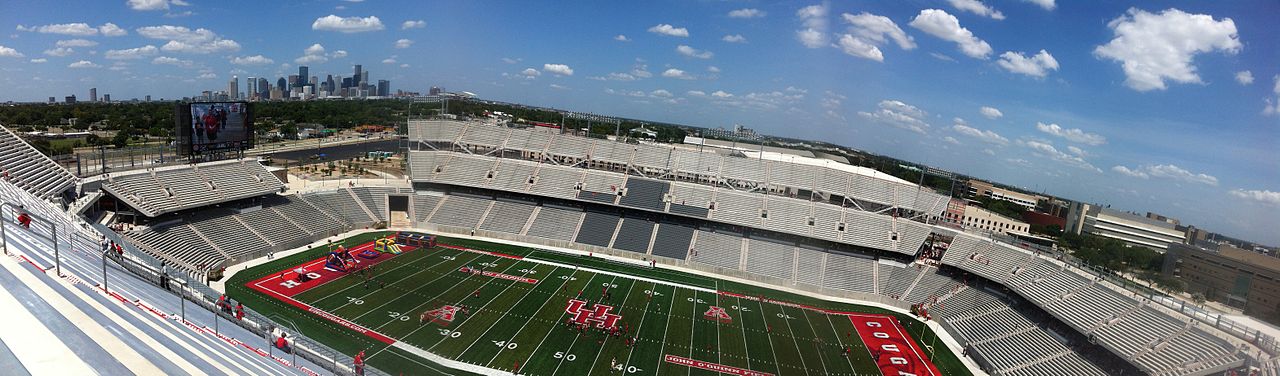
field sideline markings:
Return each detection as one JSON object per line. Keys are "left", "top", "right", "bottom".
{"left": 618, "top": 281, "right": 657, "bottom": 376}
{"left": 476, "top": 267, "right": 576, "bottom": 368}
{"left": 347, "top": 252, "right": 490, "bottom": 322}
{"left": 329, "top": 250, "right": 484, "bottom": 314}
{"left": 424, "top": 263, "right": 551, "bottom": 353}
{"left": 652, "top": 283, "right": 678, "bottom": 376}
{"left": 515, "top": 273, "right": 606, "bottom": 374}
{"left": 732, "top": 295, "right": 753, "bottom": 371}
{"left": 462, "top": 266, "right": 573, "bottom": 365}
{"left": 482, "top": 269, "right": 584, "bottom": 368}
{"left": 822, "top": 313, "right": 859, "bottom": 373}
{"left": 777, "top": 302, "right": 815, "bottom": 374}
{"left": 686, "top": 287, "right": 696, "bottom": 376}
{"left": 797, "top": 307, "right": 830, "bottom": 375}
{"left": 549, "top": 274, "right": 618, "bottom": 376}
{"left": 446, "top": 245, "right": 715, "bottom": 294}
{"left": 306, "top": 246, "right": 436, "bottom": 304}
{"left": 585, "top": 277, "right": 639, "bottom": 375}
{"left": 750, "top": 296, "right": 781, "bottom": 373}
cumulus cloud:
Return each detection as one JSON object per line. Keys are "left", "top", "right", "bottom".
{"left": 198, "top": 72, "right": 216, "bottom": 79}
{"left": 152, "top": 56, "right": 193, "bottom": 67}
{"left": 17, "top": 23, "right": 99, "bottom": 36}
{"left": 30, "top": 58, "right": 47, "bottom": 63}
{"left": 947, "top": 0, "right": 1005, "bottom": 20}
{"left": 834, "top": 35, "right": 883, "bottom": 62}
{"left": 662, "top": 68, "right": 694, "bottom": 80}
{"left": 707, "top": 66, "right": 721, "bottom": 73}
{"left": 128, "top": 0, "right": 188, "bottom": 11}
{"left": 68, "top": 60, "right": 100, "bottom": 68}
{"left": 105, "top": 45, "right": 159, "bottom": 60}
{"left": 295, "top": 43, "right": 328, "bottom": 64}
{"left": 394, "top": 38, "right": 413, "bottom": 49}
{"left": 1023, "top": 0, "right": 1056, "bottom": 10}
{"left": 997, "top": 50, "right": 1059, "bottom": 77}
{"left": 676, "top": 45, "right": 713, "bottom": 59}
{"left": 1035, "top": 122, "right": 1106, "bottom": 145}
{"left": 381, "top": 57, "right": 396, "bottom": 64}
{"left": 542, "top": 63, "right": 573, "bottom": 76}
{"left": 834, "top": 12, "right": 916, "bottom": 62}
{"left": 1111, "top": 164, "right": 1218, "bottom": 185}
{"left": 614, "top": 34, "right": 628, "bottom": 42}
{"left": 330, "top": 50, "right": 347, "bottom": 58}
{"left": 953, "top": 123, "right": 1008, "bottom": 145}
{"left": 401, "top": 20, "right": 426, "bottom": 29}
{"left": 1021, "top": 140, "right": 1099, "bottom": 172}
{"left": 729, "top": 8, "right": 766, "bottom": 19}
{"left": 56, "top": 39, "right": 97, "bottom": 48}
{"left": 1094, "top": 8, "right": 1241, "bottom": 91}
{"left": 795, "top": 4, "right": 829, "bottom": 48}
{"left": 909, "top": 9, "right": 992, "bottom": 59}
{"left": 1235, "top": 70, "right": 1253, "bottom": 85}
{"left": 647, "top": 24, "right": 688, "bottom": 37}
{"left": 943, "top": 136, "right": 961, "bottom": 145}
{"left": 650, "top": 89, "right": 673, "bottom": 98}
{"left": 1265, "top": 75, "right": 1280, "bottom": 116}
{"left": 711, "top": 90, "right": 733, "bottom": 99}
{"left": 43, "top": 47, "right": 75, "bottom": 57}
{"left": 980, "top": 106, "right": 1003, "bottom": 119}
{"left": 858, "top": 100, "right": 930, "bottom": 134}
{"left": 0, "top": 46, "right": 23, "bottom": 58}
{"left": 550, "top": 84, "right": 569, "bottom": 90}
{"left": 1229, "top": 189, "right": 1280, "bottom": 206}
{"left": 687, "top": 90, "right": 706, "bottom": 97}
{"left": 722, "top": 34, "right": 746, "bottom": 43}
{"left": 137, "top": 25, "right": 239, "bottom": 54}
{"left": 99, "top": 23, "right": 127, "bottom": 36}
{"left": 230, "top": 55, "right": 273, "bottom": 65}
{"left": 311, "top": 15, "right": 385, "bottom": 33}
{"left": 521, "top": 68, "right": 540, "bottom": 77}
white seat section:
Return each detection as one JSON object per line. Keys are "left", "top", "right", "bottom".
{"left": 428, "top": 194, "right": 492, "bottom": 228}
{"left": 689, "top": 230, "right": 742, "bottom": 270}
{"left": 711, "top": 190, "right": 763, "bottom": 227}
{"left": 744, "top": 238, "right": 794, "bottom": 280}
{"left": 821, "top": 252, "right": 877, "bottom": 293}
{"left": 794, "top": 246, "right": 825, "bottom": 287}
{"left": 525, "top": 206, "right": 583, "bottom": 241}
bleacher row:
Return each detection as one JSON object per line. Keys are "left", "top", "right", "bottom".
{"left": 945, "top": 302, "right": 1107, "bottom": 376}
{"left": 124, "top": 187, "right": 397, "bottom": 270}
{"left": 409, "top": 150, "right": 931, "bottom": 256}
{"left": 942, "top": 231, "right": 1243, "bottom": 376}
{"left": 102, "top": 160, "right": 285, "bottom": 217}
{"left": 0, "top": 123, "right": 79, "bottom": 200}
{"left": 408, "top": 120, "right": 950, "bottom": 215}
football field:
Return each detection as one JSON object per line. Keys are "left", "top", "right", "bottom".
{"left": 234, "top": 234, "right": 962, "bottom": 376}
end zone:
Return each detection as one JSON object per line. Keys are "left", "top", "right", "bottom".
{"left": 847, "top": 313, "right": 941, "bottom": 376}
{"left": 245, "top": 241, "right": 415, "bottom": 298}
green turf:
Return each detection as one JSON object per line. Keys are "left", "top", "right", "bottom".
{"left": 229, "top": 234, "right": 972, "bottom": 376}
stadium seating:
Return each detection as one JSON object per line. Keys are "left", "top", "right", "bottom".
{"left": 611, "top": 218, "right": 656, "bottom": 254}
{"left": 617, "top": 177, "right": 669, "bottom": 211}
{"left": 0, "top": 124, "right": 79, "bottom": 200}
{"left": 689, "top": 230, "right": 742, "bottom": 269}
{"left": 820, "top": 252, "right": 877, "bottom": 294}
{"left": 427, "top": 194, "right": 493, "bottom": 229}
{"left": 946, "top": 301, "right": 1108, "bottom": 376}
{"left": 478, "top": 200, "right": 537, "bottom": 235}
{"left": 794, "top": 247, "right": 826, "bottom": 288}
{"left": 574, "top": 211, "right": 619, "bottom": 247}
{"left": 102, "top": 160, "right": 283, "bottom": 217}
{"left": 649, "top": 223, "right": 695, "bottom": 260}
{"left": 744, "top": 237, "right": 794, "bottom": 281}
{"left": 524, "top": 206, "right": 584, "bottom": 242}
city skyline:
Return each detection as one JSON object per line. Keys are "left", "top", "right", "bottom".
{"left": 0, "top": 0, "right": 1276, "bottom": 244}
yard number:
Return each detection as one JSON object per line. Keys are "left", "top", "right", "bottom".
{"left": 492, "top": 340, "right": 518, "bottom": 349}
{"left": 643, "top": 290, "right": 664, "bottom": 297}
{"left": 519, "top": 269, "right": 537, "bottom": 274}
{"left": 554, "top": 352, "right": 576, "bottom": 361}
{"left": 686, "top": 297, "right": 706, "bottom": 304}
{"left": 388, "top": 311, "right": 409, "bottom": 321}
{"left": 776, "top": 313, "right": 796, "bottom": 320}
{"left": 613, "top": 364, "right": 641, "bottom": 374}
{"left": 440, "top": 255, "right": 456, "bottom": 261}
{"left": 346, "top": 297, "right": 364, "bottom": 305}
{"left": 558, "top": 275, "right": 578, "bottom": 281}
{"left": 729, "top": 305, "right": 751, "bottom": 312}
{"left": 480, "top": 262, "right": 499, "bottom": 268}
{"left": 601, "top": 283, "right": 618, "bottom": 289}
{"left": 439, "top": 329, "right": 462, "bottom": 338}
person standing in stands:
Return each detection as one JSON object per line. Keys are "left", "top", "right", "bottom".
{"left": 235, "top": 303, "right": 245, "bottom": 320}
{"left": 353, "top": 350, "right": 365, "bottom": 375}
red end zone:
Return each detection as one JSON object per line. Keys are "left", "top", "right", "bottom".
{"left": 848, "top": 313, "right": 941, "bottom": 376}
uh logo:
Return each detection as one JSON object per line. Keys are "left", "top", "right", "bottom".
{"left": 565, "top": 299, "right": 622, "bottom": 329}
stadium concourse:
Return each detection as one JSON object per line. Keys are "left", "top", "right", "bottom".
{"left": 0, "top": 118, "right": 1267, "bottom": 376}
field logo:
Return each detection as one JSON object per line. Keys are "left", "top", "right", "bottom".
{"left": 704, "top": 306, "right": 733, "bottom": 323}
{"left": 421, "top": 305, "right": 460, "bottom": 325}
{"left": 565, "top": 299, "right": 621, "bottom": 329}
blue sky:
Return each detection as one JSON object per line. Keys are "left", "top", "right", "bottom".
{"left": 0, "top": 0, "right": 1278, "bottom": 244}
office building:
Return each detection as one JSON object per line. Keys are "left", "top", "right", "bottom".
{"left": 276, "top": 77, "right": 287, "bottom": 94}
{"left": 298, "top": 66, "right": 309, "bottom": 87}
{"left": 246, "top": 77, "right": 257, "bottom": 100}
{"left": 228, "top": 76, "right": 239, "bottom": 100}
{"left": 258, "top": 78, "right": 270, "bottom": 99}
{"left": 1065, "top": 202, "right": 1185, "bottom": 252}
{"left": 1165, "top": 242, "right": 1280, "bottom": 323}
{"left": 144, "top": 95, "right": 151, "bottom": 102}
{"left": 89, "top": 88, "right": 97, "bottom": 102}
{"left": 377, "top": 80, "right": 389, "bottom": 97}
{"left": 102, "top": 94, "right": 110, "bottom": 103}
{"left": 65, "top": 95, "right": 76, "bottom": 104}
{"left": 429, "top": 86, "right": 444, "bottom": 96}
{"left": 352, "top": 64, "right": 362, "bottom": 88}
{"left": 48, "top": 97, "right": 55, "bottom": 103}
{"left": 964, "top": 179, "right": 1044, "bottom": 210}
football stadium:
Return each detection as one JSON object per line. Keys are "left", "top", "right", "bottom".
{"left": 0, "top": 114, "right": 1269, "bottom": 376}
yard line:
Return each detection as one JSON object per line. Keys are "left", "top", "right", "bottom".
{"left": 779, "top": 304, "right": 817, "bottom": 374}
{"left": 824, "top": 313, "right": 858, "bottom": 372}
{"left": 483, "top": 269, "right": 583, "bottom": 366}
{"left": 714, "top": 282, "right": 721, "bottom": 366}
{"left": 435, "top": 263, "right": 555, "bottom": 352}
{"left": 733, "top": 295, "right": 752, "bottom": 371}
{"left": 425, "top": 264, "right": 550, "bottom": 352}
{"left": 462, "top": 266, "right": 570, "bottom": 360}
{"left": 652, "top": 287, "right": 679, "bottom": 376}
{"left": 310, "top": 248, "right": 437, "bottom": 303}
{"left": 332, "top": 251, "right": 486, "bottom": 314}
{"left": 688, "top": 287, "right": 696, "bottom": 376}
{"left": 550, "top": 275, "right": 618, "bottom": 376}
{"left": 520, "top": 273, "right": 606, "bottom": 372}
{"left": 799, "top": 308, "right": 830, "bottom": 375}
{"left": 478, "top": 266, "right": 573, "bottom": 363}
{"left": 586, "top": 277, "right": 638, "bottom": 374}
{"left": 619, "top": 281, "right": 657, "bottom": 374}
{"left": 751, "top": 297, "right": 780, "bottom": 372}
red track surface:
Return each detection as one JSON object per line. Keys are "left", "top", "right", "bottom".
{"left": 848, "top": 313, "right": 941, "bottom": 376}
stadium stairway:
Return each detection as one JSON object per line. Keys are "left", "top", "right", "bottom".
{"left": 0, "top": 182, "right": 322, "bottom": 375}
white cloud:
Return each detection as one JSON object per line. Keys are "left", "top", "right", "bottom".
{"left": 982, "top": 149, "right": 995, "bottom": 156}
{"left": 795, "top": 4, "right": 828, "bottom": 48}
{"left": 1035, "top": 122, "right": 1106, "bottom": 145}
{"left": 0, "top": 46, "right": 23, "bottom": 58}
{"left": 394, "top": 38, "right": 413, "bottom": 49}
{"left": 1021, "top": 140, "right": 1099, "bottom": 171}
{"left": 542, "top": 63, "right": 573, "bottom": 76}
{"left": 68, "top": 60, "right": 99, "bottom": 68}
{"left": 401, "top": 20, "right": 426, "bottom": 29}
{"left": 382, "top": 58, "right": 396, "bottom": 64}
{"left": 840, "top": 12, "right": 916, "bottom": 51}
{"left": 980, "top": 106, "right": 1003, "bottom": 119}
{"left": 105, "top": 45, "right": 159, "bottom": 60}
{"left": 647, "top": 24, "right": 689, "bottom": 37}
{"left": 198, "top": 72, "right": 216, "bottom": 79}
{"left": 137, "top": 25, "right": 239, "bottom": 54}
{"left": 835, "top": 34, "right": 882, "bottom": 62}
{"left": 1066, "top": 145, "right": 1088, "bottom": 157}
{"left": 707, "top": 66, "right": 720, "bottom": 73}
{"left": 56, "top": 39, "right": 97, "bottom": 48}
{"left": 127, "top": 0, "right": 182, "bottom": 11}
{"left": 304, "top": 44, "right": 325, "bottom": 56}
{"left": 997, "top": 49, "right": 1059, "bottom": 77}
{"left": 400, "top": 63, "right": 409, "bottom": 68}
{"left": 43, "top": 47, "right": 74, "bottom": 57}
{"left": 521, "top": 68, "right": 540, "bottom": 77}
{"left": 1265, "top": 75, "right": 1280, "bottom": 116}
{"left": 295, "top": 43, "right": 328, "bottom": 64}
{"left": 687, "top": 90, "right": 706, "bottom": 97}
{"left": 1023, "top": 0, "right": 1056, "bottom": 10}
{"left": 947, "top": 0, "right": 1005, "bottom": 20}
{"left": 943, "top": 136, "right": 961, "bottom": 145}
{"left": 151, "top": 56, "right": 193, "bottom": 67}
{"left": 311, "top": 15, "right": 385, "bottom": 33}
{"left": 953, "top": 123, "right": 1008, "bottom": 145}
{"left": 17, "top": 23, "right": 99, "bottom": 36}
{"left": 909, "top": 9, "right": 992, "bottom": 59}
{"left": 1229, "top": 189, "right": 1280, "bottom": 206}
{"left": 650, "top": 89, "right": 673, "bottom": 98}
{"left": 614, "top": 34, "right": 628, "bottom": 42}
{"left": 662, "top": 68, "right": 693, "bottom": 80}
{"left": 728, "top": 8, "right": 766, "bottom": 19}
{"left": 857, "top": 100, "right": 930, "bottom": 134}
{"left": 1235, "top": 70, "right": 1253, "bottom": 85}
{"left": 722, "top": 34, "right": 747, "bottom": 43}
{"left": 550, "top": 84, "right": 569, "bottom": 90}
{"left": 711, "top": 90, "right": 733, "bottom": 98}
{"left": 1111, "top": 164, "right": 1218, "bottom": 185}
{"left": 676, "top": 45, "right": 713, "bottom": 59}
{"left": 501, "top": 57, "right": 521, "bottom": 64}
{"left": 99, "top": 23, "right": 127, "bottom": 37}
{"left": 29, "top": 58, "right": 47, "bottom": 63}
{"left": 1094, "top": 8, "right": 1241, "bottom": 91}
{"left": 330, "top": 50, "right": 347, "bottom": 58}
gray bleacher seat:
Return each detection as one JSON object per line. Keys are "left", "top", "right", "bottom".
{"left": 611, "top": 218, "right": 655, "bottom": 253}
{"left": 690, "top": 230, "right": 741, "bottom": 268}
{"left": 651, "top": 224, "right": 695, "bottom": 260}
{"left": 745, "top": 238, "right": 794, "bottom": 280}
{"left": 525, "top": 206, "right": 583, "bottom": 241}
{"left": 478, "top": 200, "right": 536, "bottom": 234}
{"left": 0, "top": 124, "right": 79, "bottom": 200}
{"left": 574, "top": 211, "right": 619, "bottom": 247}
{"left": 617, "top": 178, "right": 669, "bottom": 211}
{"left": 429, "top": 195, "right": 492, "bottom": 228}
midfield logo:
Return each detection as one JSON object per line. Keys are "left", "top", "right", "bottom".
{"left": 565, "top": 299, "right": 621, "bottom": 329}
{"left": 704, "top": 306, "right": 733, "bottom": 323}
{"left": 421, "top": 305, "right": 460, "bottom": 325}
